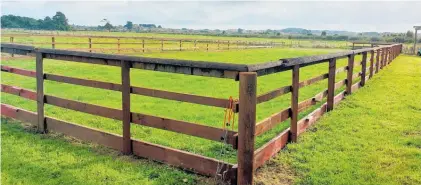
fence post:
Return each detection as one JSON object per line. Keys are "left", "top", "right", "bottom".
{"left": 194, "top": 40, "right": 197, "bottom": 51}
{"left": 369, "top": 50, "right": 374, "bottom": 78}
{"left": 237, "top": 72, "right": 257, "bottom": 185}
{"left": 228, "top": 41, "right": 230, "bottom": 50}
{"left": 117, "top": 38, "right": 121, "bottom": 53}
{"left": 161, "top": 40, "right": 164, "bottom": 52}
{"left": 10, "top": 37, "right": 14, "bottom": 57}
{"left": 327, "top": 58, "right": 337, "bottom": 111}
{"left": 121, "top": 60, "right": 132, "bottom": 154}
{"left": 142, "top": 39, "right": 145, "bottom": 53}
{"left": 36, "top": 51, "right": 46, "bottom": 133}
{"left": 381, "top": 48, "right": 385, "bottom": 69}
{"left": 217, "top": 40, "right": 220, "bottom": 50}
{"left": 360, "top": 52, "right": 367, "bottom": 87}
{"left": 207, "top": 43, "right": 209, "bottom": 51}
{"left": 179, "top": 40, "right": 182, "bottom": 51}
{"left": 376, "top": 49, "right": 380, "bottom": 73}
{"left": 52, "top": 36, "right": 55, "bottom": 49}
{"left": 89, "top": 38, "right": 92, "bottom": 52}
{"left": 290, "top": 65, "right": 299, "bottom": 142}
{"left": 346, "top": 54, "right": 354, "bottom": 95}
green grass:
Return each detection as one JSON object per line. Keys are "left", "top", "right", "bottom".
{"left": 1, "top": 119, "right": 211, "bottom": 185}
{"left": 255, "top": 55, "right": 421, "bottom": 185}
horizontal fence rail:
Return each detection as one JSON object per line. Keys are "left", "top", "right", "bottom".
{"left": 0, "top": 42, "right": 402, "bottom": 185}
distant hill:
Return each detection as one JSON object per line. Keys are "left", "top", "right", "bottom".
{"left": 279, "top": 27, "right": 357, "bottom": 36}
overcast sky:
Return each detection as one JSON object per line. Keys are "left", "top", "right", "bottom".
{"left": 2, "top": 1, "right": 421, "bottom": 32}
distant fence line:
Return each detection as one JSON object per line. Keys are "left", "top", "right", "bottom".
{"left": 2, "top": 34, "right": 353, "bottom": 54}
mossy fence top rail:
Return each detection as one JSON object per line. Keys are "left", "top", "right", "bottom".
{"left": 0, "top": 43, "right": 401, "bottom": 80}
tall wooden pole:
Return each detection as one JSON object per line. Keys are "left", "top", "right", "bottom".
{"left": 346, "top": 54, "right": 354, "bottom": 95}
{"left": 414, "top": 29, "right": 418, "bottom": 55}
{"left": 36, "top": 51, "right": 46, "bottom": 133}
{"left": 121, "top": 60, "right": 132, "bottom": 154}
{"left": 360, "top": 52, "right": 367, "bottom": 87}
{"left": 290, "top": 65, "right": 299, "bottom": 142}
{"left": 327, "top": 58, "right": 336, "bottom": 111}
{"left": 238, "top": 72, "right": 257, "bottom": 185}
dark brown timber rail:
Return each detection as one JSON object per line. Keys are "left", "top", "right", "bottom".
{"left": 1, "top": 43, "right": 402, "bottom": 185}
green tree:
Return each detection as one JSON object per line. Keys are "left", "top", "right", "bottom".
{"left": 104, "top": 22, "right": 113, "bottom": 31}
{"left": 52, "top": 11, "right": 70, "bottom": 30}
{"left": 321, "top": 31, "right": 327, "bottom": 36}
{"left": 406, "top": 30, "right": 414, "bottom": 38}
{"left": 124, "top": 21, "right": 133, "bottom": 30}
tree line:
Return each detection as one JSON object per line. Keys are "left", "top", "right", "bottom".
{"left": 1, "top": 12, "right": 70, "bottom": 30}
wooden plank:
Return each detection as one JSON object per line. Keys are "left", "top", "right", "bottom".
{"left": 51, "top": 37, "right": 55, "bottom": 49}
{"left": 360, "top": 52, "right": 367, "bottom": 87}
{"left": 255, "top": 108, "right": 290, "bottom": 136}
{"left": 351, "top": 81, "right": 361, "bottom": 93}
{"left": 132, "top": 139, "right": 235, "bottom": 179}
{"left": 346, "top": 54, "right": 355, "bottom": 95}
{"left": 1, "top": 103, "right": 37, "bottom": 125}
{"left": 290, "top": 65, "right": 300, "bottom": 142}
{"left": 253, "top": 128, "right": 290, "bottom": 169}
{"left": 131, "top": 86, "right": 229, "bottom": 108}
{"left": 121, "top": 60, "right": 132, "bottom": 154}
{"left": 46, "top": 117, "right": 123, "bottom": 151}
{"left": 1, "top": 84, "right": 36, "bottom": 100}
{"left": 45, "top": 73, "right": 122, "bottom": 91}
{"left": 1, "top": 65, "right": 36, "bottom": 77}
{"left": 256, "top": 85, "right": 291, "bottom": 104}
{"left": 298, "top": 73, "right": 328, "bottom": 88}
{"left": 36, "top": 52, "right": 45, "bottom": 133}
{"left": 237, "top": 72, "right": 257, "bottom": 185}
{"left": 327, "top": 58, "right": 336, "bottom": 111}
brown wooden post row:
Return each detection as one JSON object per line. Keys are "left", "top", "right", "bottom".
{"left": 360, "top": 52, "right": 367, "bottom": 87}
{"left": 290, "top": 65, "right": 299, "bottom": 142}
{"left": 327, "top": 58, "right": 336, "bottom": 111}
{"left": 121, "top": 60, "right": 132, "bottom": 154}
{"left": 237, "top": 72, "right": 257, "bottom": 185}
{"left": 36, "top": 50, "right": 46, "bottom": 133}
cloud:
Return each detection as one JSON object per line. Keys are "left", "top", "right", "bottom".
{"left": 2, "top": 1, "right": 421, "bottom": 32}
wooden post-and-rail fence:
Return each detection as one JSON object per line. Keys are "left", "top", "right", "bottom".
{"left": 0, "top": 43, "right": 402, "bottom": 185}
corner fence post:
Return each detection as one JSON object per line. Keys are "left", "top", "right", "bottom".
{"left": 121, "top": 60, "right": 132, "bottom": 154}
{"left": 327, "top": 58, "right": 336, "bottom": 111}
{"left": 369, "top": 50, "right": 374, "bottom": 78}
{"left": 238, "top": 72, "right": 257, "bottom": 185}
{"left": 360, "top": 52, "right": 367, "bottom": 87}
{"left": 36, "top": 51, "right": 46, "bottom": 133}
{"left": 290, "top": 65, "right": 299, "bottom": 142}
{"left": 346, "top": 54, "right": 355, "bottom": 95}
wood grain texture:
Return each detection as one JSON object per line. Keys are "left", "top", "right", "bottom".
{"left": 290, "top": 65, "right": 299, "bottom": 142}
{"left": 237, "top": 72, "right": 257, "bottom": 185}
